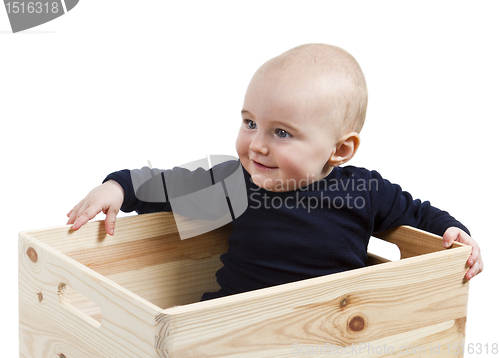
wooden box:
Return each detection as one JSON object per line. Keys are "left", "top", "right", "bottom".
{"left": 19, "top": 212, "right": 471, "bottom": 358}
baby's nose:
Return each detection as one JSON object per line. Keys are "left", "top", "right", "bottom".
{"left": 249, "top": 135, "right": 269, "bottom": 155}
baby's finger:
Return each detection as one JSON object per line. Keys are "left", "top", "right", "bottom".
{"left": 66, "top": 207, "right": 79, "bottom": 225}
{"left": 104, "top": 208, "right": 118, "bottom": 235}
{"left": 442, "top": 227, "right": 460, "bottom": 248}
{"left": 66, "top": 200, "right": 84, "bottom": 225}
{"left": 71, "top": 205, "right": 101, "bottom": 231}
{"left": 467, "top": 246, "right": 481, "bottom": 267}
{"left": 67, "top": 208, "right": 79, "bottom": 224}
{"left": 465, "top": 260, "right": 482, "bottom": 281}
{"left": 67, "top": 205, "right": 77, "bottom": 217}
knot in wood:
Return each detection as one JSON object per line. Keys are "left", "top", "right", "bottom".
{"left": 348, "top": 315, "right": 365, "bottom": 332}
{"left": 340, "top": 298, "right": 348, "bottom": 308}
{"left": 26, "top": 247, "right": 38, "bottom": 263}
{"left": 37, "top": 292, "right": 43, "bottom": 303}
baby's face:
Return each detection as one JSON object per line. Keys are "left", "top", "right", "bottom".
{"left": 236, "top": 71, "right": 341, "bottom": 192}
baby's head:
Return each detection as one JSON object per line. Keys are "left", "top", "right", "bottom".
{"left": 236, "top": 43, "right": 368, "bottom": 192}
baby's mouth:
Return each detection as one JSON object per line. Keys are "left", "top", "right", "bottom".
{"left": 252, "top": 160, "right": 278, "bottom": 171}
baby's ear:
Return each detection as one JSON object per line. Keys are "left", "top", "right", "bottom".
{"left": 327, "top": 132, "right": 361, "bottom": 167}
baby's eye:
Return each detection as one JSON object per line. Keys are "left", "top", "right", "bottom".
{"left": 245, "top": 120, "right": 257, "bottom": 130}
{"left": 276, "top": 129, "right": 291, "bottom": 138}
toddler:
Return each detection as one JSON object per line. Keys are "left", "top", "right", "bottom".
{"left": 67, "top": 44, "right": 483, "bottom": 300}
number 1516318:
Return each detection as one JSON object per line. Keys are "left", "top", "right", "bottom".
{"left": 5, "top": 2, "right": 60, "bottom": 14}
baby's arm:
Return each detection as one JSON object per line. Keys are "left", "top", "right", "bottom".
{"left": 66, "top": 165, "right": 179, "bottom": 235}
{"left": 369, "top": 170, "right": 483, "bottom": 281}
{"left": 443, "top": 227, "right": 483, "bottom": 281}
{"left": 65, "top": 163, "right": 216, "bottom": 234}
{"left": 66, "top": 180, "right": 124, "bottom": 235}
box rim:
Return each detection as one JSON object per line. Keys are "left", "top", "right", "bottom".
{"left": 19, "top": 215, "right": 471, "bottom": 315}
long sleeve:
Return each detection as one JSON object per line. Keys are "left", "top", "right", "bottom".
{"left": 103, "top": 168, "right": 173, "bottom": 214}
{"left": 369, "top": 170, "right": 470, "bottom": 236}
{"left": 102, "top": 160, "right": 245, "bottom": 219}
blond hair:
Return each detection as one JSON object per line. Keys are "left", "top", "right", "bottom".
{"left": 258, "top": 43, "right": 368, "bottom": 134}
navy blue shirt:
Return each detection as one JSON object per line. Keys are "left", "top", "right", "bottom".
{"left": 104, "top": 161, "right": 469, "bottom": 301}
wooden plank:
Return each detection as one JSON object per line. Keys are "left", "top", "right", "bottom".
{"left": 22, "top": 212, "right": 230, "bottom": 310}
{"left": 22, "top": 212, "right": 230, "bottom": 258}
{"left": 62, "top": 230, "right": 228, "bottom": 278}
{"left": 291, "top": 319, "right": 465, "bottom": 357}
{"left": 18, "top": 231, "right": 164, "bottom": 358}
{"left": 157, "top": 244, "right": 471, "bottom": 357}
{"left": 374, "top": 226, "right": 465, "bottom": 259}
{"left": 105, "top": 257, "right": 223, "bottom": 308}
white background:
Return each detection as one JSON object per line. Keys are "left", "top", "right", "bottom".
{"left": 2, "top": 0, "right": 498, "bottom": 355}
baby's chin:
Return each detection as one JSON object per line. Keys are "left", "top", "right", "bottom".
{"left": 250, "top": 174, "right": 273, "bottom": 190}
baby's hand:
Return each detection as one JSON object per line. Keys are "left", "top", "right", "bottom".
{"left": 66, "top": 180, "right": 124, "bottom": 235}
{"left": 442, "top": 227, "right": 483, "bottom": 281}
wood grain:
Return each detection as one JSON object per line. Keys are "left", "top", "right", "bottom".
{"left": 19, "top": 212, "right": 471, "bottom": 358}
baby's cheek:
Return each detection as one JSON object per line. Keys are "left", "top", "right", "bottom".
{"left": 235, "top": 136, "right": 247, "bottom": 158}
{"left": 279, "top": 155, "right": 307, "bottom": 179}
